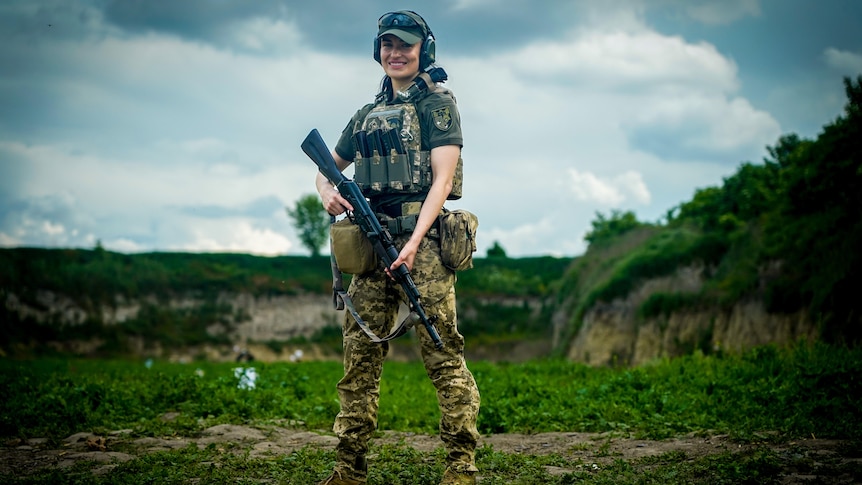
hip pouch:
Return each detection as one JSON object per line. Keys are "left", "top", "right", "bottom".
{"left": 438, "top": 209, "right": 479, "bottom": 271}
{"left": 330, "top": 218, "right": 378, "bottom": 275}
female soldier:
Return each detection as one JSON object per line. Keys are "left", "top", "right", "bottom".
{"left": 314, "top": 10, "right": 480, "bottom": 485}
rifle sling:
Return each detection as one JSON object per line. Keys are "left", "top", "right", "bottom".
{"left": 329, "top": 218, "right": 414, "bottom": 343}
{"left": 335, "top": 290, "right": 418, "bottom": 343}
{"left": 329, "top": 217, "right": 346, "bottom": 311}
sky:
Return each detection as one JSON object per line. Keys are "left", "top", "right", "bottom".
{"left": 1, "top": 0, "right": 860, "bottom": 258}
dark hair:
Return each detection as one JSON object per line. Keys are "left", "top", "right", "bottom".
{"left": 377, "top": 75, "right": 394, "bottom": 99}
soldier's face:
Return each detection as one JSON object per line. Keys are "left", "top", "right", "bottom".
{"left": 379, "top": 34, "right": 421, "bottom": 81}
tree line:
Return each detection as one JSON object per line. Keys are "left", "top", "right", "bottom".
{"left": 579, "top": 76, "right": 861, "bottom": 344}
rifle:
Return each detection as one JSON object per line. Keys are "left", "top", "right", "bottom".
{"left": 301, "top": 128, "right": 444, "bottom": 350}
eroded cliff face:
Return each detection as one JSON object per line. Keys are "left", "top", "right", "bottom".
{"left": 220, "top": 293, "right": 340, "bottom": 342}
{"left": 6, "top": 265, "right": 819, "bottom": 366}
{"left": 4, "top": 291, "right": 339, "bottom": 355}
{"left": 563, "top": 266, "right": 818, "bottom": 366}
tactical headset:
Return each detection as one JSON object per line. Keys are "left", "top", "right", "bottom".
{"left": 373, "top": 10, "right": 436, "bottom": 71}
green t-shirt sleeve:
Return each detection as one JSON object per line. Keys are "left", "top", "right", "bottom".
{"left": 334, "top": 104, "right": 375, "bottom": 162}
{"left": 334, "top": 118, "right": 356, "bottom": 162}
{"left": 419, "top": 91, "right": 463, "bottom": 150}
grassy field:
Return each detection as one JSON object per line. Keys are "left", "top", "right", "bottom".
{"left": 1, "top": 342, "right": 861, "bottom": 483}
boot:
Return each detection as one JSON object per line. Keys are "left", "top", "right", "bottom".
{"left": 317, "top": 469, "right": 366, "bottom": 485}
{"left": 440, "top": 467, "right": 477, "bottom": 485}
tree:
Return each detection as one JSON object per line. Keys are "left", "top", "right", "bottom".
{"left": 486, "top": 240, "right": 507, "bottom": 258}
{"left": 286, "top": 194, "right": 329, "bottom": 257}
{"left": 672, "top": 161, "right": 780, "bottom": 233}
{"left": 584, "top": 210, "right": 644, "bottom": 246}
{"left": 761, "top": 76, "right": 862, "bottom": 341}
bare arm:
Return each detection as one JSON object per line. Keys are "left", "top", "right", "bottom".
{"left": 390, "top": 144, "right": 460, "bottom": 271}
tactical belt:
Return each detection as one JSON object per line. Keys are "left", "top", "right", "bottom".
{"left": 375, "top": 201, "right": 440, "bottom": 237}
{"left": 378, "top": 213, "right": 417, "bottom": 236}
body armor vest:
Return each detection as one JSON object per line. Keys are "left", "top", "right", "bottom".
{"left": 352, "top": 98, "right": 462, "bottom": 200}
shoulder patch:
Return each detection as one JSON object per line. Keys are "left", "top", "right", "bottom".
{"left": 431, "top": 107, "right": 452, "bottom": 131}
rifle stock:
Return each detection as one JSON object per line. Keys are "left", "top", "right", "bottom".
{"left": 301, "top": 129, "right": 444, "bottom": 350}
{"left": 301, "top": 129, "right": 346, "bottom": 185}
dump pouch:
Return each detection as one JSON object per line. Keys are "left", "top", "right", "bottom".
{"left": 330, "top": 218, "right": 378, "bottom": 275}
{"left": 438, "top": 208, "right": 478, "bottom": 271}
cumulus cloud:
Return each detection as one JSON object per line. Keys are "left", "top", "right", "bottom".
{"left": 1, "top": 22, "right": 377, "bottom": 155}
{"left": 824, "top": 48, "right": 862, "bottom": 75}
{"left": 0, "top": 12, "right": 379, "bottom": 255}
{"left": 180, "top": 219, "right": 292, "bottom": 256}
{"left": 437, "top": 8, "right": 781, "bottom": 255}
{"left": 0, "top": 192, "right": 97, "bottom": 248}
{"left": 3, "top": 0, "right": 845, "bottom": 258}
{"left": 506, "top": 26, "right": 739, "bottom": 94}
{"left": 0, "top": 138, "right": 304, "bottom": 255}
{"left": 468, "top": 18, "right": 778, "bottom": 165}
{"left": 624, "top": 95, "right": 781, "bottom": 162}
{"left": 567, "top": 169, "right": 651, "bottom": 206}
{"left": 479, "top": 216, "right": 586, "bottom": 258}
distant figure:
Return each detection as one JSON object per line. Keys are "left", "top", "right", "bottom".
{"left": 235, "top": 348, "right": 254, "bottom": 362}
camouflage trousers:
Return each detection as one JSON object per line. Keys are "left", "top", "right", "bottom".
{"left": 332, "top": 235, "right": 481, "bottom": 479}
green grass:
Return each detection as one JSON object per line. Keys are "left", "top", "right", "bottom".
{"left": 2, "top": 343, "right": 860, "bottom": 483}
{"left": 2, "top": 342, "right": 860, "bottom": 443}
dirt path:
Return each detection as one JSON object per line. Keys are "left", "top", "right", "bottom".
{"left": 2, "top": 424, "right": 858, "bottom": 483}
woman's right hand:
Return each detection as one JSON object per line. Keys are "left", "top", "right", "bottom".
{"left": 320, "top": 185, "right": 354, "bottom": 216}
{"left": 316, "top": 151, "right": 355, "bottom": 216}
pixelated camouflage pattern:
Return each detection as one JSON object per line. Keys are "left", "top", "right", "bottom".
{"left": 440, "top": 468, "right": 477, "bottom": 484}
{"left": 331, "top": 235, "right": 480, "bottom": 478}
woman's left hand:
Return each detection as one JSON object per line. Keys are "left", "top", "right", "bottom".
{"left": 386, "top": 239, "right": 420, "bottom": 277}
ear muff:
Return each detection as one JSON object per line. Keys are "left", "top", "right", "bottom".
{"left": 373, "top": 32, "right": 436, "bottom": 70}
{"left": 373, "top": 38, "right": 382, "bottom": 64}
{"left": 420, "top": 34, "right": 435, "bottom": 70}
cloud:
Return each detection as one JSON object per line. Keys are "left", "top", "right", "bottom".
{"left": 506, "top": 25, "right": 739, "bottom": 94}
{"left": 435, "top": 10, "right": 781, "bottom": 256}
{"left": 179, "top": 219, "right": 293, "bottom": 256}
{"left": 682, "top": 0, "right": 761, "bottom": 25}
{"left": 174, "top": 196, "right": 286, "bottom": 219}
{"left": 480, "top": 215, "right": 586, "bottom": 258}
{"left": 824, "top": 48, "right": 862, "bottom": 75}
{"left": 0, "top": 191, "right": 97, "bottom": 248}
{"left": 0, "top": 9, "right": 380, "bottom": 255}
{"left": 0, "top": 18, "right": 379, "bottom": 152}
{"left": 567, "top": 169, "right": 651, "bottom": 206}
{"left": 623, "top": 95, "right": 781, "bottom": 162}
{"left": 1, "top": 0, "right": 832, "bottom": 258}
{"left": 225, "top": 16, "right": 303, "bottom": 55}
{"left": 0, "top": 0, "right": 110, "bottom": 43}
{"left": 0, "top": 138, "right": 305, "bottom": 255}
{"left": 450, "top": 0, "right": 508, "bottom": 12}
{"left": 462, "top": 20, "right": 778, "bottom": 165}
{"left": 99, "top": 0, "right": 380, "bottom": 57}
